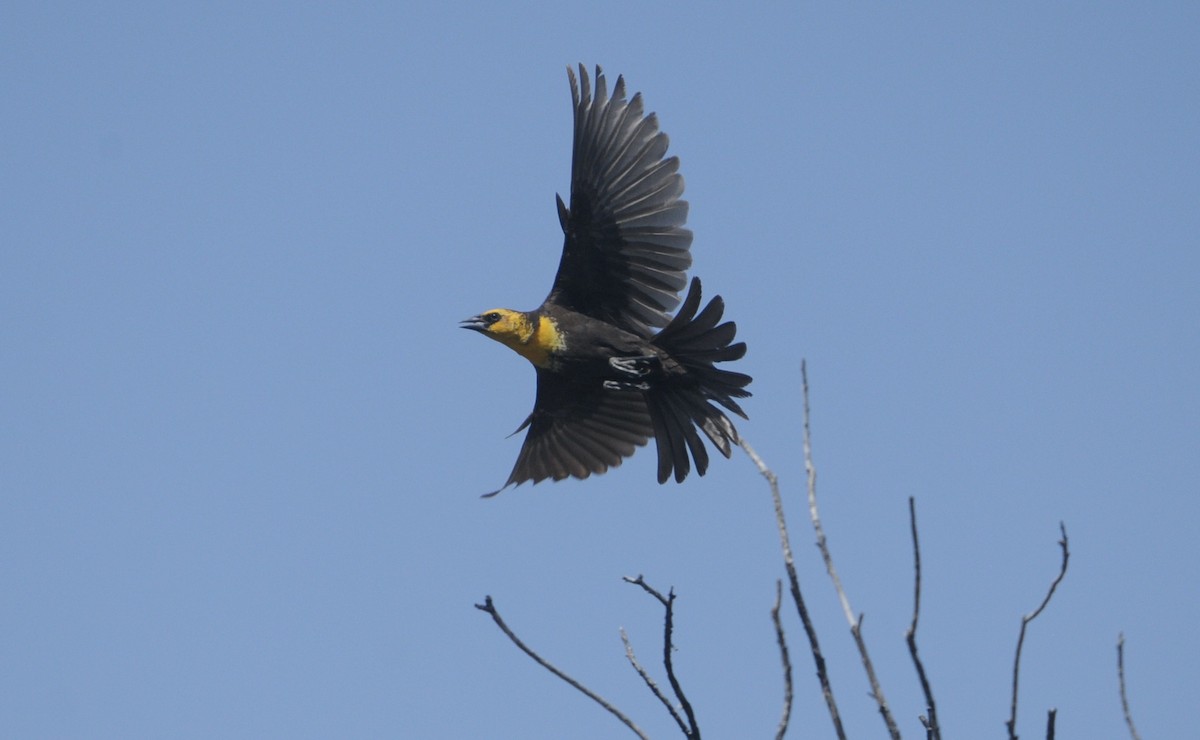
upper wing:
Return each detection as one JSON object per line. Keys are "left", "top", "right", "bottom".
{"left": 543, "top": 65, "right": 693, "bottom": 338}
{"left": 496, "top": 368, "right": 653, "bottom": 491}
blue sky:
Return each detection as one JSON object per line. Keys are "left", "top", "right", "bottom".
{"left": 3, "top": 2, "right": 1197, "bottom": 737}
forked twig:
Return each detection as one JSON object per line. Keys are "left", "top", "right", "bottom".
{"left": 801, "top": 361, "right": 901, "bottom": 739}
{"left": 623, "top": 575, "right": 700, "bottom": 739}
{"left": 906, "top": 496, "right": 940, "bottom": 739}
{"left": 620, "top": 627, "right": 686, "bottom": 735}
{"left": 1005, "top": 523, "right": 1070, "bottom": 740}
{"left": 740, "top": 436, "right": 846, "bottom": 739}
{"left": 771, "top": 580, "right": 794, "bottom": 740}
{"left": 475, "top": 596, "right": 648, "bottom": 739}
{"left": 1117, "top": 633, "right": 1142, "bottom": 740}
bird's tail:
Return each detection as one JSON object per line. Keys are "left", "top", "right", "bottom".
{"left": 647, "top": 277, "right": 752, "bottom": 483}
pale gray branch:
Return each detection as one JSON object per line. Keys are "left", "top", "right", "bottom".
{"left": 800, "top": 361, "right": 902, "bottom": 740}
{"left": 620, "top": 627, "right": 687, "bottom": 736}
{"left": 740, "top": 435, "right": 846, "bottom": 740}
{"left": 623, "top": 575, "right": 700, "bottom": 739}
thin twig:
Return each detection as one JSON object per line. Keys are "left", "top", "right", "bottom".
{"left": 1046, "top": 708, "right": 1057, "bottom": 740}
{"left": 740, "top": 437, "right": 846, "bottom": 740}
{"left": 623, "top": 576, "right": 700, "bottom": 739}
{"left": 1005, "top": 523, "right": 1070, "bottom": 740}
{"left": 801, "top": 361, "right": 902, "bottom": 740}
{"left": 1117, "top": 633, "right": 1143, "bottom": 740}
{"left": 621, "top": 627, "right": 688, "bottom": 735}
{"left": 905, "top": 496, "right": 940, "bottom": 739}
{"left": 475, "top": 596, "right": 648, "bottom": 740}
{"left": 771, "top": 580, "right": 793, "bottom": 740}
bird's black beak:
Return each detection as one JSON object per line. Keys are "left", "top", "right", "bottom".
{"left": 460, "top": 315, "right": 489, "bottom": 332}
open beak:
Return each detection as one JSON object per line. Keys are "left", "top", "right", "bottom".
{"left": 460, "top": 315, "right": 489, "bottom": 332}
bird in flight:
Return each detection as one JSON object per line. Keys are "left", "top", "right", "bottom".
{"left": 462, "top": 65, "right": 751, "bottom": 495}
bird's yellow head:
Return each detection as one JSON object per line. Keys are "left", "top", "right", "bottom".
{"left": 461, "top": 308, "right": 533, "bottom": 345}
{"left": 460, "top": 308, "right": 562, "bottom": 368}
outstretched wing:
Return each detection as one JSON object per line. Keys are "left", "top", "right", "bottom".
{"left": 494, "top": 368, "right": 653, "bottom": 492}
{"left": 543, "top": 65, "right": 693, "bottom": 338}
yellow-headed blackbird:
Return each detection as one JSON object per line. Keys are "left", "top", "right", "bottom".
{"left": 462, "top": 65, "right": 751, "bottom": 494}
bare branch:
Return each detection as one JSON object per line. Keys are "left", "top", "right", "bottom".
{"left": 621, "top": 627, "right": 688, "bottom": 736}
{"left": 1117, "top": 633, "right": 1143, "bottom": 740}
{"left": 919, "top": 715, "right": 934, "bottom": 739}
{"left": 740, "top": 436, "right": 846, "bottom": 740}
{"left": 1046, "top": 708, "right": 1057, "bottom": 740}
{"left": 771, "top": 580, "right": 794, "bottom": 740}
{"left": 906, "top": 496, "right": 941, "bottom": 739}
{"left": 475, "top": 596, "right": 648, "bottom": 740}
{"left": 623, "top": 575, "right": 700, "bottom": 739}
{"left": 800, "top": 361, "right": 902, "bottom": 739}
{"left": 1005, "top": 523, "right": 1070, "bottom": 740}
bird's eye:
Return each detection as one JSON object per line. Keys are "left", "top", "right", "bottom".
{"left": 483, "top": 312, "right": 501, "bottom": 325}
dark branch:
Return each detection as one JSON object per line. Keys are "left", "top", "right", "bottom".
{"left": 771, "top": 580, "right": 793, "bottom": 740}
{"left": 1046, "top": 708, "right": 1057, "bottom": 740}
{"left": 801, "top": 361, "right": 901, "bottom": 740}
{"left": 906, "top": 496, "right": 941, "bottom": 739}
{"left": 475, "top": 595, "right": 648, "bottom": 739}
{"left": 623, "top": 575, "right": 700, "bottom": 739}
{"left": 740, "top": 435, "right": 846, "bottom": 739}
{"left": 1117, "top": 633, "right": 1143, "bottom": 740}
{"left": 1005, "top": 523, "right": 1070, "bottom": 740}
{"left": 620, "top": 627, "right": 688, "bottom": 736}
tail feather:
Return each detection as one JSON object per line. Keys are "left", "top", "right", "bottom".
{"left": 669, "top": 391, "right": 710, "bottom": 480}
{"left": 650, "top": 394, "right": 691, "bottom": 483}
{"left": 685, "top": 341, "right": 747, "bottom": 364}
{"left": 646, "top": 277, "right": 752, "bottom": 483}
{"left": 663, "top": 295, "right": 723, "bottom": 343}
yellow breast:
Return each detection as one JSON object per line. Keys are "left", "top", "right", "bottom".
{"left": 515, "top": 314, "right": 564, "bottom": 368}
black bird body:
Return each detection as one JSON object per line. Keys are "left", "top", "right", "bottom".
{"left": 462, "top": 66, "right": 751, "bottom": 493}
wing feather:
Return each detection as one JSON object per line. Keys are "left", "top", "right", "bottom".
{"left": 544, "top": 65, "right": 693, "bottom": 337}
{"left": 502, "top": 369, "right": 653, "bottom": 489}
